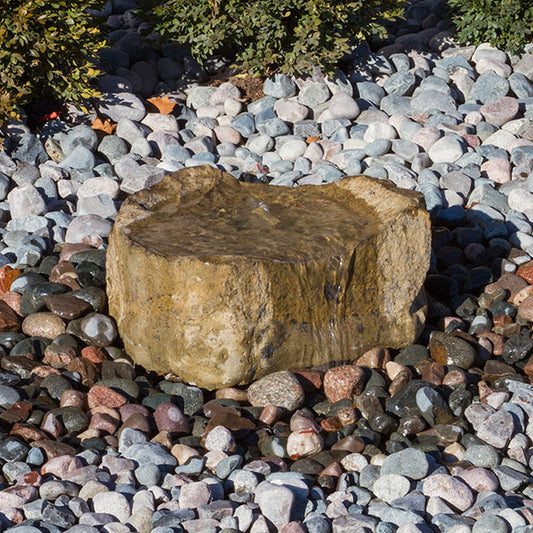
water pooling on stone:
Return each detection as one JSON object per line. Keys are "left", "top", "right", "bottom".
{"left": 107, "top": 166, "right": 431, "bottom": 389}
{"left": 128, "top": 182, "right": 374, "bottom": 262}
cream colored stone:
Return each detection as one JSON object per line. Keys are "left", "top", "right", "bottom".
{"left": 107, "top": 166, "right": 430, "bottom": 389}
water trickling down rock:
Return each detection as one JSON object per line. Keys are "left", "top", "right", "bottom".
{"left": 107, "top": 166, "right": 430, "bottom": 389}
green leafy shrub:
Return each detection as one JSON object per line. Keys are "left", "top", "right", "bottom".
{"left": 0, "top": 0, "right": 107, "bottom": 126}
{"left": 136, "top": 0, "right": 405, "bottom": 76}
{"left": 447, "top": 0, "right": 533, "bottom": 55}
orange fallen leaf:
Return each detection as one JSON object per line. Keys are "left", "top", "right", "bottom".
{"left": 147, "top": 95, "right": 176, "bottom": 115}
{"left": 0, "top": 266, "right": 20, "bottom": 294}
{"left": 91, "top": 117, "right": 117, "bottom": 135}
{"left": 306, "top": 135, "right": 320, "bottom": 144}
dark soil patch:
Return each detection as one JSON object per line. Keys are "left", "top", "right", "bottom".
{"left": 207, "top": 67, "right": 265, "bottom": 104}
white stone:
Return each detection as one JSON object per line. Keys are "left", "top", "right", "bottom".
{"left": 204, "top": 425, "right": 235, "bottom": 453}
{"left": 508, "top": 189, "right": 533, "bottom": 213}
{"left": 279, "top": 140, "right": 307, "bottom": 161}
{"left": 7, "top": 184, "right": 46, "bottom": 219}
{"left": 93, "top": 491, "right": 131, "bottom": 522}
{"left": 364, "top": 123, "right": 398, "bottom": 142}
{"left": 77, "top": 177, "right": 120, "bottom": 199}
{"left": 141, "top": 113, "right": 178, "bottom": 132}
{"left": 428, "top": 136, "right": 465, "bottom": 163}
{"left": 372, "top": 474, "right": 410, "bottom": 503}
{"left": 286, "top": 429, "right": 323, "bottom": 459}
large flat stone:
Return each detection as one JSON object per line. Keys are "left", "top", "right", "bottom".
{"left": 107, "top": 166, "right": 430, "bottom": 389}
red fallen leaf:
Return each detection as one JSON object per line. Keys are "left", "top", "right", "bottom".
{"left": 91, "top": 117, "right": 117, "bottom": 135}
{"left": 147, "top": 95, "right": 176, "bottom": 114}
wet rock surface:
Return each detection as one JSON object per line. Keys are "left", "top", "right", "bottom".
{"left": 107, "top": 167, "right": 430, "bottom": 389}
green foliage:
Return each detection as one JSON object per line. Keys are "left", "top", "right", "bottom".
{"left": 447, "top": 0, "right": 533, "bottom": 55}
{"left": 136, "top": 0, "right": 405, "bottom": 76}
{"left": 0, "top": 0, "right": 107, "bottom": 126}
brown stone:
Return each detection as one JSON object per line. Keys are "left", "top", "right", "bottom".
{"left": 43, "top": 344, "right": 77, "bottom": 369}
{"left": 31, "top": 439, "right": 77, "bottom": 459}
{"left": 518, "top": 294, "right": 533, "bottom": 322}
{"left": 0, "top": 292, "right": 22, "bottom": 315}
{"left": 59, "top": 243, "right": 93, "bottom": 262}
{"left": 87, "top": 385, "right": 128, "bottom": 409}
{"left": 485, "top": 273, "right": 528, "bottom": 301}
{"left": 0, "top": 300, "right": 20, "bottom": 331}
{"left": 323, "top": 365, "right": 366, "bottom": 403}
{"left": 21, "top": 312, "right": 65, "bottom": 340}
{"left": 107, "top": 167, "right": 430, "bottom": 389}
{"left": 517, "top": 261, "right": 533, "bottom": 284}
{"left": 45, "top": 293, "right": 92, "bottom": 320}
{"left": 215, "top": 388, "right": 249, "bottom": 402}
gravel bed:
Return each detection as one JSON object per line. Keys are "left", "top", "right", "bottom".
{"left": 1, "top": 0, "right": 533, "bottom": 532}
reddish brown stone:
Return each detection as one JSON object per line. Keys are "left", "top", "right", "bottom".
{"left": 331, "top": 435, "right": 365, "bottom": 453}
{"left": 204, "top": 412, "right": 256, "bottom": 436}
{"left": 476, "top": 330, "right": 504, "bottom": 356}
{"left": 356, "top": 347, "right": 391, "bottom": 369}
{"left": 389, "top": 368, "right": 412, "bottom": 396}
{"left": 0, "top": 292, "right": 22, "bottom": 315}
{"left": 31, "top": 439, "right": 77, "bottom": 459}
{"left": 20, "top": 471, "right": 41, "bottom": 486}
{"left": 60, "top": 390, "right": 87, "bottom": 409}
{"left": 0, "top": 300, "right": 20, "bottom": 331}
{"left": 40, "top": 412, "right": 64, "bottom": 438}
{"left": 485, "top": 273, "right": 528, "bottom": 301}
{"left": 81, "top": 346, "right": 107, "bottom": 364}
{"left": 321, "top": 416, "right": 344, "bottom": 432}
{"left": 10, "top": 424, "right": 47, "bottom": 442}
{"left": 49, "top": 260, "right": 76, "bottom": 281}
{"left": 214, "top": 388, "right": 248, "bottom": 402}
{"left": 203, "top": 403, "right": 240, "bottom": 420}
{"left": 41, "top": 455, "right": 83, "bottom": 478}
{"left": 442, "top": 369, "right": 468, "bottom": 387}
{"left": 67, "top": 358, "right": 99, "bottom": 387}
{"left": 119, "top": 403, "right": 149, "bottom": 421}
{"left": 493, "top": 314, "right": 513, "bottom": 326}
{"left": 87, "top": 385, "right": 128, "bottom": 409}
{"left": 321, "top": 462, "right": 342, "bottom": 477}
{"left": 30, "top": 366, "right": 61, "bottom": 378}
{"left": 524, "top": 356, "right": 533, "bottom": 380}
{"left": 323, "top": 365, "right": 365, "bottom": 403}
{"left": 518, "top": 294, "right": 533, "bottom": 322}
{"left": 154, "top": 402, "right": 190, "bottom": 434}
{"left": 483, "top": 359, "right": 516, "bottom": 383}
{"left": 59, "top": 243, "right": 93, "bottom": 262}
{"left": 288, "top": 369, "right": 323, "bottom": 392}
{"left": 89, "top": 411, "right": 120, "bottom": 434}
{"left": 4, "top": 401, "right": 31, "bottom": 422}
{"left": 421, "top": 361, "right": 445, "bottom": 386}
{"left": 45, "top": 293, "right": 92, "bottom": 320}
{"left": 119, "top": 412, "right": 151, "bottom": 435}
{"left": 43, "top": 344, "right": 77, "bottom": 369}
{"left": 259, "top": 405, "right": 285, "bottom": 425}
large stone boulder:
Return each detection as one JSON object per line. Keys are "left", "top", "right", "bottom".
{"left": 107, "top": 166, "right": 430, "bottom": 389}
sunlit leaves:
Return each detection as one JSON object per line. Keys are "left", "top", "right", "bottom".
{"left": 0, "top": 0, "right": 107, "bottom": 126}
{"left": 448, "top": 0, "right": 533, "bottom": 54}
